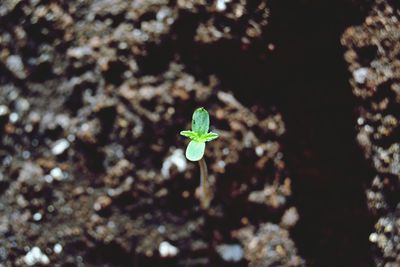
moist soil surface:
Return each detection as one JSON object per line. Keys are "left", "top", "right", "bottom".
{"left": 0, "top": 1, "right": 398, "bottom": 267}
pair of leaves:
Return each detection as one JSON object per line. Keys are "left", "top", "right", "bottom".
{"left": 180, "top": 131, "right": 219, "bottom": 143}
{"left": 180, "top": 108, "right": 219, "bottom": 161}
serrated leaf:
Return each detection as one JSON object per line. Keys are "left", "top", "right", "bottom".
{"left": 192, "top": 107, "right": 209, "bottom": 135}
{"left": 201, "top": 132, "right": 219, "bottom": 142}
{"left": 180, "top": 130, "right": 198, "bottom": 140}
{"left": 185, "top": 140, "right": 205, "bottom": 161}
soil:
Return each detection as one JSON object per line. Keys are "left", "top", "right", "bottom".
{"left": 0, "top": 0, "right": 398, "bottom": 267}
{"left": 342, "top": 1, "right": 400, "bottom": 266}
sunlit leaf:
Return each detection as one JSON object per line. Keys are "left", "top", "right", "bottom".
{"left": 192, "top": 107, "right": 209, "bottom": 135}
{"left": 201, "top": 132, "right": 219, "bottom": 142}
{"left": 180, "top": 130, "right": 198, "bottom": 139}
{"left": 186, "top": 140, "right": 205, "bottom": 161}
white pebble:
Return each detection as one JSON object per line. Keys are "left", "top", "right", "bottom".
{"left": 16, "top": 98, "right": 30, "bottom": 112}
{"left": 33, "top": 212, "right": 42, "bottom": 221}
{"left": 353, "top": 68, "right": 368, "bottom": 84}
{"left": 24, "top": 247, "right": 50, "bottom": 266}
{"left": 51, "top": 139, "right": 70, "bottom": 155}
{"left": 217, "top": 160, "right": 226, "bottom": 168}
{"left": 55, "top": 114, "right": 70, "bottom": 129}
{"left": 44, "top": 175, "right": 53, "bottom": 183}
{"left": 157, "top": 225, "right": 166, "bottom": 234}
{"left": 9, "top": 112, "right": 19, "bottom": 123}
{"left": 280, "top": 207, "right": 299, "bottom": 228}
{"left": 22, "top": 151, "right": 30, "bottom": 159}
{"left": 53, "top": 243, "right": 63, "bottom": 254}
{"left": 6, "top": 55, "right": 26, "bottom": 79}
{"left": 255, "top": 146, "right": 264, "bottom": 156}
{"left": 369, "top": 233, "right": 378, "bottom": 243}
{"left": 67, "top": 46, "right": 93, "bottom": 59}
{"left": 384, "top": 224, "right": 393, "bottom": 233}
{"left": 222, "top": 148, "right": 229, "bottom": 155}
{"left": 216, "top": 244, "right": 244, "bottom": 262}
{"left": 67, "top": 134, "right": 75, "bottom": 142}
{"left": 159, "top": 241, "right": 179, "bottom": 257}
{"left": 161, "top": 149, "right": 187, "bottom": 178}
{"left": 50, "top": 167, "right": 64, "bottom": 181}
{"left": 0, "top": 105, "right": 9, "bottom": 116}
{"left": 216, "top": 0, "right": 227, "bottom": 11}
{"left": 156, "top": 7, "right": 171, "bottom": 21}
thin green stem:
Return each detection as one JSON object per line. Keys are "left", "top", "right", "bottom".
{"left": 198, "top": 158, "right": 210, "bottom": 209}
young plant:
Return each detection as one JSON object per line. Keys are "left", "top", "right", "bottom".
{"left": 180, "top": 107, "right": 219, "bottom": 209}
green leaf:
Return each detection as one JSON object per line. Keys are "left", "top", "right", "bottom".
{"left": 180, "top": 130, "right": 198, "bottom": 140}
{"left": 201, "top": 132, "right": 219, "bottom": 142}
{"left": 185, "top": 140, "right": 205, "bottom": 161}
{"left": 192, "top": 107, "right": 209, "bottom": 135}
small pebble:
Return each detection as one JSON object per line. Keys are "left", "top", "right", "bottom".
{"left": 217, "top": 160, "right": 226, "bottom": 168}
{"left": 255, "top": 146, "right": 264, "bottom": 156}
{"left": 33, "top": 212, "right": 42, "bottom": 221}
{"left": 384, "top": 224, "right": 393, "bottom": 233}
{"left": 44, "top": 175, "right": 53, "bottom": 183}
{"left": 9, "top": 113, "right": 18, "bottom": 123}
{"left": 159, "top": 241, "right": 179, "bottom": 257}
{"left": 157, "top": 225, "right": 166, "bottom": 234}
{"left": 6, "top": 55, "right": 26, "bottom": 79}
{"left": 280, "top": 207, "right": 299, "bottom": 229}
{"left": 216, "top": 244, "right": 244, "bottom": 262}
{"left": 161, "top": 149, "right": 187, "bottom": 178}
{"left": 369, "top": 233, "right": 378, "bottom": 243}
{"left": 22, "top": 151, "right": 30, "bottom": 159}
{"left": 222, "top": 148, "right": 230, "bottom": 155}
{"left": 67, "top": 46, "right": 93, "bottom": 59}
{"left": 93, "top": 195, "right": 112, "bottom": 211}
{"left": 53, "top": 244, "right": 62, "bottom": 254}
{"left": 0, "top": 105, "right": 9, "bottom": 117}
{"left": 24, "top": 247, "right": 50, "bottom": 266}
{"left": 353, "top": 68, "right": 368, "bottom": 84}
{"left": 50, "top": 167, "right": 64, "bottom": 181}
{"left": 156, "top": 7, "right": 171, "bottom": 21}
{"left": 216, "top": 0, "right": 227, "bottom": 11}
{"left": 51, "top": 139, "right": 70, "bottom": 155}
{"left": 47, "top": 205, "right": 55, "bottom": 213}
{"left": 16, "top": 98, "right": 30, "bottom": 112}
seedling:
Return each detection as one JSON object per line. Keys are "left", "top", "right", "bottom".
{"left": 180, "top": 107, "right": 218, "bottom": 208}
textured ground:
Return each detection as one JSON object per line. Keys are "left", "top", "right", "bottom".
{"left": 342, "top": 0, "right": 400, "bottom": 266}
{"left": 0, "top": 1, "right": 301, "bottom": 266}
{"left": 0, "top": 0, "right": 399, "bottom": 266}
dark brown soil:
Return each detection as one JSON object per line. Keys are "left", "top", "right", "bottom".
{"left": 342, "top": 1, "right": 400, "bottom": 266}
{"left": 0, "top": 0, "right": 398, "bottom": 267}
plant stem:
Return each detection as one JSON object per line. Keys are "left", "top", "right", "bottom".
{"left": 198, "top": 158, "right": 210, "bottom": 209}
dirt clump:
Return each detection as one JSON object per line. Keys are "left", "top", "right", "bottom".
{"left": 342, "top": 0, "right": 400, "bottom": 265}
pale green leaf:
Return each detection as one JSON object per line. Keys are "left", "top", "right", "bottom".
{"left": 192, "top": 107, "right": 209, "bottom": 135}
{"left": 201, "top": 132, "right": 219, "bottom": 142}
{"left": 180, "top": 130, "right": 198, "bottom": 140}
{"left": 185, "top": 140, "right": 205, "bottom": 161}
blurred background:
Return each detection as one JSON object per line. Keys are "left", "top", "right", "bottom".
{"left": 0, "top": 0, "right": 399, "bottom": 266}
